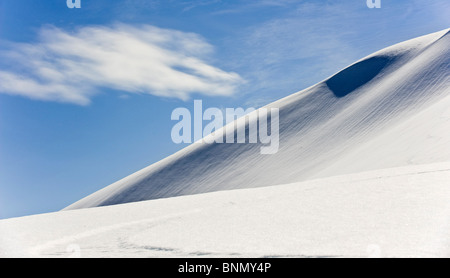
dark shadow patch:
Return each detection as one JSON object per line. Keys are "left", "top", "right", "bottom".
{"left": 326, "top": 56, "right": 392, "bottom": 97}
{"left": 262, "top": 254, "right": 342, "bottom": 258}
{"left": 188, "top": 251, "right": 214, "bottom": 256}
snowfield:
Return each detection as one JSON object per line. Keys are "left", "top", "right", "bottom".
{"left": 65, "top": 29, "right": 450, "bottom": 210}
{"left": 0, "top": 29, "right": 449, "bottom": 258}
{"left": 1, "top": 162, "right": 449, "bottom": 258}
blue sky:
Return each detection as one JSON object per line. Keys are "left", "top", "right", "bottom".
{"left": 0, "top": 0, "right": 449, "bottom": 219}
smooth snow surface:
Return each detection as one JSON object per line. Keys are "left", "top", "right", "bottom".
{"left": 65, "top": 29, "right": 450, "bottom": 210}
{"left": 1, "top": 29, "right": 449, "bottom": 258}
{"left": 1, "top": 163, "right": 449, "bottom": 258}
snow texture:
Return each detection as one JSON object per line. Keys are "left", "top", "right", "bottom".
{"left": 1, "top": 163, "right": 449, "bottom": 257}
{"left": 65, "top": 28, "right": 450, "bottom": 210}
{"left": 1, "top": 29, "right": 449, "bottom": 258}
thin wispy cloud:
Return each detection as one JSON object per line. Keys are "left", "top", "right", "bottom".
{"left": 221, "top": 0, "right": 449, "bottom": 105}
{"left": 0, "top": 24, "right": 244, "bottom": 105}
{"left": 219, "top": 1, "right": 362, "bottom": 105}
{"left": 210, "top": 0, "right": 299, "bottom": 15}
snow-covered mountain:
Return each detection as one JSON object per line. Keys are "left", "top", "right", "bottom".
{"left": 65, "top": 28, "right": 450, "bottom": 210}
{"left": 2, "top": 162, "right": 449, "bottom": 257}
{"left": 1, "top": 29, "right": 449, "bottom": 258}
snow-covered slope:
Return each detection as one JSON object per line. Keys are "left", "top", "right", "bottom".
{"left": 1, "top": 29, "right": 449, "bottom": 258}
{"left": 1, "top": 163, "right": 449, "bottom": 258}
{"left": 65, "top": 29, "right": 450, "bottom": 210}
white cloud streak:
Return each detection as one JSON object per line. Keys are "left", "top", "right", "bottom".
{"left": 0, "top": 24, "right": 244, "bottom": 105}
